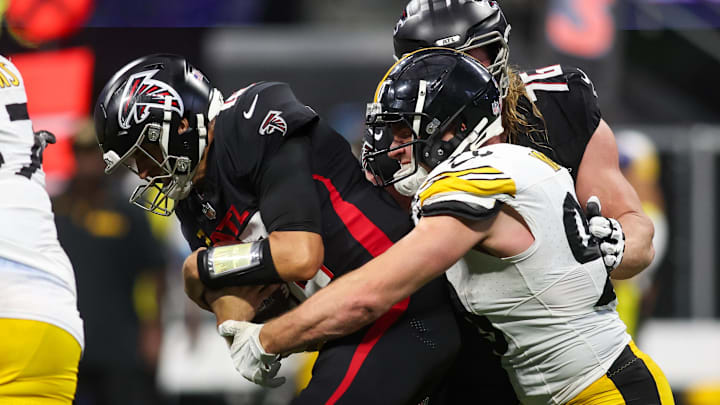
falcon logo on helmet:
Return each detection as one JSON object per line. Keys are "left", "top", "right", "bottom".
{"left": 118, "top": 69, "right": 184, "bottom": 130}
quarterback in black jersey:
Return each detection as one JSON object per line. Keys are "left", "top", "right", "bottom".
{"left": 385, "top": 0, "right": 655, "bottom": 403}
{"left": 94, "top": 55, "right": 460, "bottom": 404}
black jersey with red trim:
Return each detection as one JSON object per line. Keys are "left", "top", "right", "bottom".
{"left": 175, "top": 81, "right": 413, "bottom": 281}
{"left": 175, "top": 82, "right": 460, "bottom": 404}
{"left": 511, "top": 65, "right": 601, "bottom": 179}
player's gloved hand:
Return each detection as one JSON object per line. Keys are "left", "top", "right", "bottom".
{"left": 218, "top": 320, "right": 285, "bottom": 388}
{"left": 586, "top": 196, "right": 625, "bottom": 272}
{"left": 34, "top": 130, "right": 56, "bottom": 148}
{"left": 34, "top": 130, "right": 56, "bottom": 154}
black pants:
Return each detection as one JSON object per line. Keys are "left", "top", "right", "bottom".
{"left": 432, "top": 311, "right": 519, "bottom": 405}
{"left": 292, "top": 277, "right": 461, "bottom": 405}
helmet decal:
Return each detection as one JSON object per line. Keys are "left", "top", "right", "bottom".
{"left": 118, "top": 69, "right": 184, "bottom": 130}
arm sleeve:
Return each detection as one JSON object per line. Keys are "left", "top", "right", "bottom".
{"left": 256, "top": 134, "right": 323, "bottom": 234}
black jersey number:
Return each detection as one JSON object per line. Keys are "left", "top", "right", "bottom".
{"left": 0, "top": 103, "right": 46, "bottom": 180}
{"left": 562, "top": 192, "right": 600, "bottom": 264}
{"left": 463, "top": 312, "right": 508, "bottom": 356}
{"left": 562, "top": 192, "right": 616, "bottom": 307}
{"left": 16, "top": 132, "right": 45, "bottom": 179}
{"left": 0, "top": 133, "right": 45, "bottom": 180}
{"left": 448, "top": 285, "right": 509, "bottom": 356}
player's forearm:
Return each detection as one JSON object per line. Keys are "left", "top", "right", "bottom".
{"left": 258, "top": 217, "right": 476, "bottom": 354}
{"left": 611, "top": 211, "right": 655, "bottom": 279}
{"left": 259, "top": 272, "right": 390, "bottom": 354}
{"left": 208, "top": 292, "right": 257, "bottom": 325}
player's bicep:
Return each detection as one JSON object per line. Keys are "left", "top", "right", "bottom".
{"left": 256, "top": 135, "right": 322, "bottom": 234}
{"left": 575, "top": 119, "right": 643, "bottom": 218}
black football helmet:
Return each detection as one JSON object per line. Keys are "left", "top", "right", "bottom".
{"left": 393, "top": 0, "right": 511, "bottom": 97}
{"left": 94, "top": 54, "right": 223, "bottom": 216}
{"left": 364, "top": 48, "right": 503, "bottom": 196}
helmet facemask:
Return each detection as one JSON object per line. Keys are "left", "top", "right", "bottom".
{"left": 458, "top": 24, "right": 511, "bottom": 98}
{"left": 102, "top": 95, "right": 209, "bottom": 216}
{"left": 365, "top": 79, "right": 435, "bottom": 196}
{"left": 364, "top": 110, "right": 429, "bottom": 194}
{"left": 365, "top": 79, "right": 466, "bottom": 196}
{"left": 366, "top": 49, "right": 504, "bottom": 197}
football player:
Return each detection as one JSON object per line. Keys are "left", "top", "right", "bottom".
{"left": 386, "top": 3, "right": 655, "bottom": 401}
{"left": 93, "top": 54, "right": 460, "bottom": 404}
{"left": 226, "top": 48, "right": 674, "bottom": 405}
{"left": 389, "top": 0, "right": 654, "bottom": 280}
{"left": 0, "top": 55, "right": 84, "bottom": 403}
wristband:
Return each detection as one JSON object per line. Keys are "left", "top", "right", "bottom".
{"left": 198, "top": 239, "right": 282, "bottom": 288}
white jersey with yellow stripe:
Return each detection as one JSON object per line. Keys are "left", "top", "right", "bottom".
{"left": 413, "top": 143, "right": 630, "bottom": 405}
{"left": 0, "top": 55, "right": 83, "bottom": 348}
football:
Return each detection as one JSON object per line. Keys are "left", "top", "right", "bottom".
{"left": 252, "top": 283, "right": 300, "bottom": 323}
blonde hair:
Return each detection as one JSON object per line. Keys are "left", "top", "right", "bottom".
{"left": 502, "top": 67, "right": 549, "bottom": 148}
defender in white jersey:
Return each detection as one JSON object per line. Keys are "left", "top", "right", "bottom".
{"left": 416, "top": 142, "right": 630, "bottom": 403}
{"left": 0, "top": 55, "right": 83, "bottom": 403}
{"left": 217, "top": 49, "right": 673, "bottom": 405}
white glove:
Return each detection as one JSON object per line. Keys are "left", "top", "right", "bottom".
{"left": 217, "top": 320, "right": 286, "bottom": 388}
{"left": 586, "top": 196, "right": 625, "bottom": 272}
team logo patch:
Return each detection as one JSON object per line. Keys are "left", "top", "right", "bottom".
{"left": 259, "top": 110, "right": 287, "bottom": 136}
{"left": 118, "top": 69, "right": 184, "bottom": 130}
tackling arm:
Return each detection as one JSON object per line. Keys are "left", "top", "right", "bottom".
{"left": 258, "top": 214, "right": 485, "bottom": 355}
{"left": 575, "top": 119, "right": 655, "bottom": 279}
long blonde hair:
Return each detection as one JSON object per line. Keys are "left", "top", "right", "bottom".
{"left": 502, "top": 67, "right": 549, "bottom": 148}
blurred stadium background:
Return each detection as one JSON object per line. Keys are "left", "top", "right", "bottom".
{"left": 1, "top": 0, "right": 720, "bottom": 404}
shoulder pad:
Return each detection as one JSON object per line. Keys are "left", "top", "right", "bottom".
{"left": 413, "top": 148, "right": 515, "bottom": 221}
